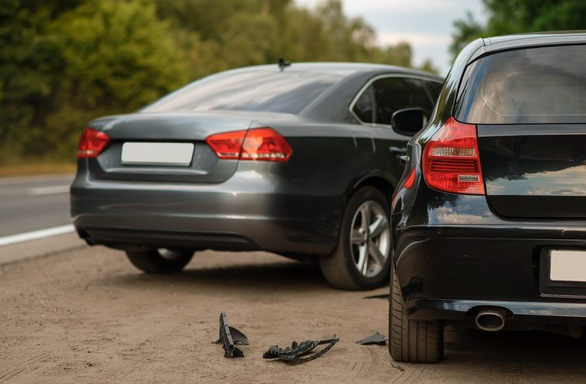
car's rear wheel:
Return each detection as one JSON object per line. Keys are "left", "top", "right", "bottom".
{"left": 125, "top": 249, "right": 194, "bottom": 273}
{"left": 389, "top": 265, "right": 444, "bottom": 363}
{"left": 319, "top": 186, "right": 391, "bottom": 290}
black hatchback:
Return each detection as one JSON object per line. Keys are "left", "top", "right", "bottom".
{"left": 389, "top": 32, "right": 586, "bottom": 363}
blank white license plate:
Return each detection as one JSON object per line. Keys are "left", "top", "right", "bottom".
{"left": 550, "top": 250, "right": 586, "bottom": 282}
{"left": 121, "top": 142, "right": 194, "bottom": 166}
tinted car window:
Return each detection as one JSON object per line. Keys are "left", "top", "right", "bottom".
{"left": 456, "top": 44, "right": 586, "bottom": 124}
{"left": 143, "top": 71, "right": 341, "bottom": 114}
{"left": 352, "top": 86, "right": 375, "bottom": 123}
{"left": 353, "top": 77, "right": 435, "bottom": 125}
{"left": 426, "top": 81, "right": 443, "bottom": 100}
{"left": 373, "top": 77, "right": 434, "bottom": 125}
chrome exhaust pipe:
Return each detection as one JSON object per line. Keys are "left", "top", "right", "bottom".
{"left": 475, "top": 307, "right": 507, "bottom": 332}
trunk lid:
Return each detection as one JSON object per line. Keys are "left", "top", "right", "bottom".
{"left": 85, "top": 111, "right": 285, "bottom": 183}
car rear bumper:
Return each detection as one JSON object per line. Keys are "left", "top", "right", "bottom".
{"left": 407, "top": 298, "right": 586, "bottom": 327}
{"left": 71, "top": 173, "right": 343, "bottom": 256}
{"left": 392, "top": 219, "right": 586, "bottom": 327}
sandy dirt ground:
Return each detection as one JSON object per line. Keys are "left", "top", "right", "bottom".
{"left": 1, "top": 233, "right": 586, "bottom": 383}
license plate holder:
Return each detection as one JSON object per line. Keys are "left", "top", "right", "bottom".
{"left": 540, "top": 249, "right": 586, "bottom": 297}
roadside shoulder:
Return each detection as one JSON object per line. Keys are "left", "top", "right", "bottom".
{"left": 0, "top": 232, "right": 86, "bottom": 266}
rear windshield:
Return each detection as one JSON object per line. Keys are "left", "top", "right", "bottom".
{"left": 455, "top": 44, "right": 586, "bottom": 124}
{"left": 142, "top": 70, "right": 341, "bottom": 114}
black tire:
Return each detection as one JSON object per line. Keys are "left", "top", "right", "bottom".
{"left": 389, "top": 265, "right": 444, "bottom": 363}
{"left": 125, "top": 249, "right": 194, "bottom": 273}
{"left": 319, "top": 186, "right": 392, "bottom": 290}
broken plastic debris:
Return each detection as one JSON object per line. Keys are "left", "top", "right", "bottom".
{"left": 214, "top": 312, "right": 249, "bottom": 358}
{"left": 262, "top": 335, "right": 339, "bottom": 364}
{"left": 356, "top": 331, "right": 386, "bottom": 346}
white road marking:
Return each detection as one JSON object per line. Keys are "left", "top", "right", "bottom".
{"left": 0, "top": 225, "right": 75, "bottom": 247}
{"left": 29, "top": 185, "right": 70, "bottom": 196}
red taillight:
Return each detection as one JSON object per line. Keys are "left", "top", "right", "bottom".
{"left": 77, "top": 128, "right": 110, "bottom": 158}
{"left": 204, "top": 130, "right": 247, "bottom": 160}
{"left": 422, "top": 117, "right": 485, "bottom": 195}
{"left": 206, "top": 127, "right": 292, "bottom": 162}
{"left": 241, "top": 128, "right": 292, "bottom": 161}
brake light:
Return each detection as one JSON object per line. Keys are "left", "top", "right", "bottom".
{"left": 422, "top": 117, "right": 485, "bottom": 195}
{"left": 77, "top": 128, "right": 110, "bottom": 158}
{"left": 241, "top": 128, "right": 292, "bottom": 161}
{"left": 204, "top": 130, "right": 246, "bottom": 160}
{"left": 206, "top": 127, "right": 292, "bottom": 162}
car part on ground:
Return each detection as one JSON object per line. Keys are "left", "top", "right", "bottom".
{"left": 356, "top": 331, "right": 387, "bottom": 346}
{"left": 70, "top": 61, "right": 442, "bottom": 290}
{"left": 215, "top": 313, "right": 249, "bottom": 358}
{"left": 389, "top": 32, "right": 586, "bottom": 363}
{"left": 262, "top": 335, "right": 339, "bottom": 364}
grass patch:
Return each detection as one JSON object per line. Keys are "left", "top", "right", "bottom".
{"left": 0, "top": 163, "right": 76, "bottom": 178}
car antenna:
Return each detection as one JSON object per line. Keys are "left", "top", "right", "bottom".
{"left": 278, "top": 57, "right": 291, "bottom": 72}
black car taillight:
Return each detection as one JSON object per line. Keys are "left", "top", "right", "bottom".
{"left": 206, "top": 127, "right": 293, "bottom": 162}
{"left": 422, "top": 117, "right": 485, "bottom": 195}
{"left": 77, "top": 128, "right": 111, "bottom": 159}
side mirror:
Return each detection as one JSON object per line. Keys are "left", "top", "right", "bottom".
{"left": 391, "top": 108, "right": 427, "bottom": 136}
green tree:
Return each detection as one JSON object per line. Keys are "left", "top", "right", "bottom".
{"left": 0, "top": 0, "right": 64, "bottom": 162}
{"left": 312, "top": 0, "right": 376, "bottom": 61}
{"left": 450, "top": 11, "right": 484, "bottom": 59}
{"left": 155, "top": 0, "right": 420, "bottom": 77}
{"left": 0, "top": 0, "right": 431, "bottom": 166}
{"left": 451, "top": 0, "right": 586, "bottom": 58}
{"left": 45, "top": 0, "right": 191, "bottom": 158}
{"left": 0, "top": 0, "right": 191, "bottom": 161}
{"left": 371, "top": 42, "right": 414, "bottom": 69}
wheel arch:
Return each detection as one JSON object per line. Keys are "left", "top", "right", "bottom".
{"left": 350, "top": 174, "right": 395, "bottom": 208}
{"left": 319, "top": 177, "right": 395, "bottom": 290}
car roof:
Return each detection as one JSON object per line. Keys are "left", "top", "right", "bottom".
{"left": 483, "top": 31, "right": 586, "bottom": 47}
{"left": 468, "top": 31, "right": 586, "bottom": 63}
{"left": 216, "top": 62, "right": 440, "bottom": 79}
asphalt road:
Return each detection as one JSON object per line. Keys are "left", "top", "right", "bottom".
{"left": 0, "top": 174, "right": 73, "bottom": 238}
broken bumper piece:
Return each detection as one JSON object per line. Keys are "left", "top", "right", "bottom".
{"left": 262, "top": 335, "right": 339, "bottom": 364}
{"left": 214, "top": 312, "right": 249, "bottom": 358}
{"left": 356, "top": 331, "right": 386, "bottom": 346}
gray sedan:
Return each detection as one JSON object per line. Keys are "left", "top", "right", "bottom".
{"left": 70, "top": 62, "right": 442, "bottom": 290}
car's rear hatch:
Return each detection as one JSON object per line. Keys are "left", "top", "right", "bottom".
{"left": 478, "top": 125, "right": 586, "bottom": 218}
{"left": 455, "top": 42, "right": 586, "bottom": 219}
{"left": 84, "top": 112, "right": 260, "bottom": 184}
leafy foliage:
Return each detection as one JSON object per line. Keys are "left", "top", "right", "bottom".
{"left": 450, "top": 0, "right": 586, "bottom": 59}
{"left": 0, "top": 0, "right": 427, "bottom": 163}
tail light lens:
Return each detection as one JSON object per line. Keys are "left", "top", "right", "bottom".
{"left": 206, "top": 127, "right": 292, "bottom": 162}
{"left": 77, "top": 128, "right": 111, "bottom": 158}
{"left": 204, "top": 130, "right": 246, "bottom": 160}
{"left": 422, "top": 117, "right": 485, "bottom": 195}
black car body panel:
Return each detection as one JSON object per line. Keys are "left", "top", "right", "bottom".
{"left": 391, "top": 33, "right": 586, "bottom": 336}
{"left": 71, "top": 63, "right": 442, "bottom": 287}
{"left": 478, "top": 125, "right": 586, "bottom": 218}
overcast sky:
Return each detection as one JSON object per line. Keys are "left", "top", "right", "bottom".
{"left": 296, "top": 0, "right": 487, "bottom": 75}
